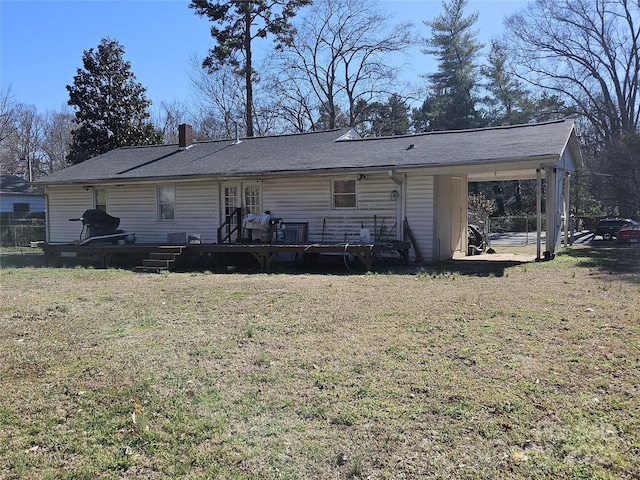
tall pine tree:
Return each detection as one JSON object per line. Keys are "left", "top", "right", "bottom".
{"left": 66, "top": 38, "right": 160, "bottom": 164}
{"left": 480, "top": 40, "right": 572, "bottom": 126}
{"left": 413, "top": 0, "right": 483, "bottom": 131}
{"left": 190, "top": 0, "right": 310, "bottom": 137}
{"left": 480, "top": 40, "right": 531, "bottom": 126}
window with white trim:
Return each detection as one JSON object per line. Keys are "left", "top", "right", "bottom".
{"left": 332, "top": 179, "right": 357, "bottom": 209}
{"left": 244, "top": 185, "right": 261, "bottom": 214}
{"left": 157, "top": 185, "right": 176, "bottom": 221}
{"left": 94, "top": 188, "right": 107, "bottom": 211}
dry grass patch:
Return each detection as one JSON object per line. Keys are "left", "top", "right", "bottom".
{"left": 0, "top": 245, "right": 638, "bottom": 479}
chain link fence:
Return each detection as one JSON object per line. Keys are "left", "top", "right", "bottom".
{"left": 486, "top": 216, "right": 543, "bottom": 246}
{"left": 486, "top": 216, "right": 610, "bottom": 246}
{"left": 0, "top": 215, "right": 46, "bottom": 247}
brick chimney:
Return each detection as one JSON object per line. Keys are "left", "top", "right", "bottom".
{"left": 178, "top": 123, "right": 193, "bottom": 150}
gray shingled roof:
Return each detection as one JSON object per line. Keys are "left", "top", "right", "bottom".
{"left": 35, "top": 120, "right": 581, "bottom": 185}
{"left": 0, "top": 174, "right": 44, "bottom": 194}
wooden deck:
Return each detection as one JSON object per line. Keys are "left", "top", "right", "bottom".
{"left": 41, "top": 241, "right": 411, "bottom": 271}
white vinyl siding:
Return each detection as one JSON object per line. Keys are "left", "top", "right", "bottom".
{"left": 109, "top": 181, "right": 219, "bottom": 243}
{"left": 263, "top": 173, "right": 399, "bottom": 243}
{"left": 46, "top": 186, "right": 93, "bottom": 243}
{"left": 47, "top": 181, "right": 219, "bottom": 244}
{"left": 45, "top": 172, "right": 433, "bottom": 253}
{"left": 404, "top": 172, "right": 435, "bottom": 261}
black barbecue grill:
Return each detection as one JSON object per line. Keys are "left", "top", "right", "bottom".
{"left": 69, "top": 209, "right": 135, "bottom": 245}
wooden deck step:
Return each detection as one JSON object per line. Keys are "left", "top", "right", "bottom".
{"left": 134, "top": 246, "right": 187, "bottom": 273}
{"left": 155, "top": 246, "right": 185, "bottom": 253}
{"left": 148, "top": 252, "right": 178, "bottom": 260}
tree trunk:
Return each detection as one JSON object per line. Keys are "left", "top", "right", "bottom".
{"left": 244, "top": 8, "right": 254, "bottom": 137}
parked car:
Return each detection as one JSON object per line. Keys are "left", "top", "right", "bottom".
{"left": 594, "top": 217, "right": 634, "bottom": 240}
{"left": 616, "top": 220, "right": 640, "bottom": 244}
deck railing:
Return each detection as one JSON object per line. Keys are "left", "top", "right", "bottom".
{"left": 217, "top": 207, "right": 243, "bottom": 244}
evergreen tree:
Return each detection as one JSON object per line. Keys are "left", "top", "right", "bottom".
{"left": 480, "top": 40, "right": 530, "bottom": 126}
{"left": 66, "top": 38, "right": 160, "bottom": 164}
{"left": 363, "top": 94, "right": 410, "bottom": 137}
{"left": 414, "top": 0, "right": 483, "bottom": 131}
{"left": 481, "top": 40, "right": 573, "bottom": 126}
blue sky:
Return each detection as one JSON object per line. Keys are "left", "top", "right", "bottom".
{"left": 1, "top": 0, "right": 527, "bottom": 115}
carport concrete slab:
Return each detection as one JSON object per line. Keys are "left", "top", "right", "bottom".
{"left": 453, "top": 252, "right": 537, "bottom": 263}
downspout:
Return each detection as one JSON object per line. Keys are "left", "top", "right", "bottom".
{"left": 388, "top": 170, "right": 405, "bottom": 241}
{"left": 218, "top": 181, "right": 223, "bottom": 227}
{"left": 44, "top": 186, "right": 50, "bottom": 243}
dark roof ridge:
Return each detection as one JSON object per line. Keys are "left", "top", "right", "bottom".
{"left": 178, "top": 127, "right": 348, "bottom": 147}
{"left": 350, "top": 119, "right": 573, "bottom": 143}
{"left": 116, "top": 128, "right": 348, "bottom": 150}
{"left": 118, "top": 143, "right": 171, "bottom": 151}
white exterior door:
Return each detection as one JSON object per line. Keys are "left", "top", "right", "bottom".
{"left": 222, "top": 182, "right": 262, "bottom": 221}
{"left": 223, "top": 185, "right": 241, "bottom": 226}
{"left": 221, "top": 182, "right": 262, "bottom": 225}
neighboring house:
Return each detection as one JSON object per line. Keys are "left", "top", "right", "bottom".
{"left": 34, "top": 120, "right": 583, "bottom": 262}
{"left": 0, "top": 174, "right": 46, "bottom": 217}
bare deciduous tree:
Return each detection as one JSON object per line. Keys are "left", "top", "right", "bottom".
{"left": 0, "top": 86, "right": 17, "bottom": 146}
{"left": 189, "top": 54, "right": 286, "bottom": 138}
{"left": 505, "top": 0, "right": 640, "bottom": 143}
{"left": 40, "top": 108, "right": 75, "bottom": 175}
{"left": 1, "top": 95, "right": 74, "bottom": 178}
{"left": 153, "top": 101, "right": 190, "bottom": 144}
{"left": 506, "top": 0, "right": 640, "bottom": 216}
{"left": 270, "top": 0, "right": 417, "bottom": 132}
{"left": 190, "top": 56, "right": 248, "bottom": 138}
{"left": 2, "top": 104, "right": 44, "bottom": 181}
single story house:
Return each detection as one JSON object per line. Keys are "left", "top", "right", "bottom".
{"left": 0, "top": 174, "right": 46, "bottom": 217}
{"left": 34, "top": 119, "right": 583, "bottom": 263}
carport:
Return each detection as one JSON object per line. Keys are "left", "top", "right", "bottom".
{"left": 416, "top": 120, "right": 583, "bottom": 262}
{"left": 465, "top": 135, "right": 583, "bottom": 260}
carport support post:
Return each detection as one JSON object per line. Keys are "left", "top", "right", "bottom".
{"left": 563, "top": 173, "right": 571, "bottom": 247}
{"left": 536, "top": 168, "right": 542, "bottom": 261}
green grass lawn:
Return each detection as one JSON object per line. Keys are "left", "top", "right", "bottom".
{"left": 0, "top": 246, "right": 638, "bottom": 479}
